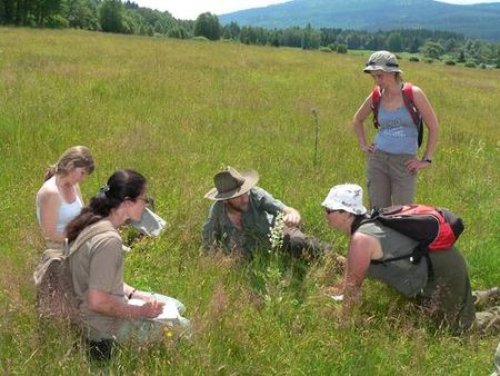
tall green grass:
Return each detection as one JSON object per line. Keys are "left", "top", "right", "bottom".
{"left": 0, "top": 27, "right": 498, "bottom": 374}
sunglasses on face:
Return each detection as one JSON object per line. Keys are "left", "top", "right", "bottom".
{"left": 136, "top": 196, "right": 154, "bottom": 209}
{"left": 325, "top": 208, "right": 344, "bottom": 215}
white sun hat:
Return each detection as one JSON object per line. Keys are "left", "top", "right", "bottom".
{"left": 322, "top": 184, "right": 367, "bottom": 215}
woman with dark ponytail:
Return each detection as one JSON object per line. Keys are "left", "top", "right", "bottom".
{"left": 36, "top": 145, "right": 94, "bottom": 247}
{"left": 66, "top": 169, "right": 188, "bottom": 355}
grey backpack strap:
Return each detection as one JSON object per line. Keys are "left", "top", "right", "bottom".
{"left": 68, "top": 220, "right": 120, "bottom": 257}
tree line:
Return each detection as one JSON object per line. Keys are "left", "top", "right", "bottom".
{"left": 1, "top": 0, "right": 499, "bottom": 67}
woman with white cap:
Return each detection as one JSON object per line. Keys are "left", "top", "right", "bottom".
{"left": 352, "top": 50, "right": 439, "bottom": 209}
{"left": 322, "top": 183, "right": 475, "bottom": 333}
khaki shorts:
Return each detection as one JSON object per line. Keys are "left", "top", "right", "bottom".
{"left": 367, "top": 149, "right": 416, "bottom": 209}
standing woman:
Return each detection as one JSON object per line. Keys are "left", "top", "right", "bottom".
{"left": 36, "top": 146, "right": 94, "bottom": 247}
{"left": 65, "top": 169, "right": 187, "bottom": 352}
{"left": 352, "top": 50, "right": 439, "bottom": 209}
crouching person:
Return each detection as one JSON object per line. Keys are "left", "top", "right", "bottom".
{"left": 65, "top": 169, "right": 188, "bottom": 360}
{"left": 322, "top": 183, "right": 475, "bottom": 333}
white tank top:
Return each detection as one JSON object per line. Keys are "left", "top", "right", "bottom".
{"left": 36, "top": 176, "right": 83, "bottom": 233}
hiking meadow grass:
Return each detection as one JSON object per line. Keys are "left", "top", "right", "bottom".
{"left": 0, "top": 27, "right": 499, "bottom": 374}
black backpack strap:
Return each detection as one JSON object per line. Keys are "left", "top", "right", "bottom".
{"left": 370, "top": 245, "right": 435, "bottom": 281}
{"left": 370, "top": 245, "right": 426, "bottom": 265}
{"left": 351, "top": 214, "right": 372, "bottom": 234}
{"left": 358, "top": 211, "right": 436, "bottom": 281}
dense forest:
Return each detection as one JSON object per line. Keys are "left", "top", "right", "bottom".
{"left": 1, "top": 0, "right": 499, "bottom": 67}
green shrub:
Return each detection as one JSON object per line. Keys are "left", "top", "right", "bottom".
{"left": 464, "top": 61, "right": 476, "bottom": 68}
{"left": 46, "top": 15, "right": 69, "bottom": 29}
{"left": 445, "top": 60, "right": 456, "bottom": 66}
{"left": 336, "top": 44, "right": 347, "bottom": 54}
{"left": 319, "top": 46, "right": 332, "bottom": 53}
{"left": 191, "top": 35, "right": 209, "bottom": 42}
{"left": 328, "top": 43, "right": 338, "bottom": 51}
{"left": 409, "top": 56, "right": 420, "bottom": 62}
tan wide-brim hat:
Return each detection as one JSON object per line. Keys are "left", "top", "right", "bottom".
{"left": 204, "top": 166, "right": 259, "bottom": 201}
{"left": 363, "top": 50, "right": 403, "bottom": 74}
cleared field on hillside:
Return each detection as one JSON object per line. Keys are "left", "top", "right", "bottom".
{"left": 0, "top": 27, "right": 498, "bottom": 374}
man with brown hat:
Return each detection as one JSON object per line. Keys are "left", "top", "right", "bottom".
{"left": 202, "top": 166, "right": 326, "bottom": 258}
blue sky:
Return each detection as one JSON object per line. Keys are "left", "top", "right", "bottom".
{"left": 134, "top": 0, "right": 500, "bottom": 20}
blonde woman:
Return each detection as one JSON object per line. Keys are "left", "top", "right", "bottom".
{"left": 36, "top": 146, "right": 94, "bottom": 247}
{"left": 352, "top": 50, "right": 439, "bottom": 209}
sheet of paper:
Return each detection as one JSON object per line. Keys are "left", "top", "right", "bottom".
{"left": 128, "top": 298, "right": 179, "bottom": 321}
{"left": 331, "top": 294, "right": 344, "bottom": 302}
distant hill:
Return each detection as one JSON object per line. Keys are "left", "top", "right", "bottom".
{"left": 219, "top": 0, "right": 500, "bottom": 41}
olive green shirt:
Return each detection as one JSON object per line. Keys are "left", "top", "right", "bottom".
{"left": 69, "top": 219, "right": 126, "bottom": 340}
{"left": 202, "top": 187, "right": 285, "bottom": 256}
{"left": 358, "top": 221, "right": 427, "bottom": 297}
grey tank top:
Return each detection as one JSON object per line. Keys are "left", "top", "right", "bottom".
{"left": 357, "top": 221, "right": 429, "bottom": 297}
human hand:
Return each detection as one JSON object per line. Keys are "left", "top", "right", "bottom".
{"left": 405, "top": 158, "right": 430, "bottom": 174}
{"left": 322, "top": 285, "right": 344, "bottom": 298}
{"left": 283, "top": 209, "right": 301, "bottom": 227}
{"left": 141, "top": 300, "right": 165, "bottom": 318}
{"left": 361, "top": 143, "right": 376, "bottom": 155}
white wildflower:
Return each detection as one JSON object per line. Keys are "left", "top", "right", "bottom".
{"left": 268, "top": 212, "right": 285, "bottom": 252}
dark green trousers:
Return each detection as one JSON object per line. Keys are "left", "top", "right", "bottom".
{"left": 419, "top": 247, "right": 476, "bottom": 333}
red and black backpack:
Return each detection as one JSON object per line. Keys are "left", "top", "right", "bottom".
{"left": 360, "top": 205, "right": 465, "bottom": 271}
{"left": 371, "top": 82, "right": 424, "bottom": 147}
